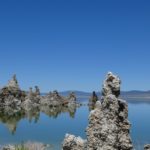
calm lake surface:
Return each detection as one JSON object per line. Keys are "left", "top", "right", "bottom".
{"left": 0, "top": 98, "right": 150, "bottom": 150}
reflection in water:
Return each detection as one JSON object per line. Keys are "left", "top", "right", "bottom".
{"left": 0, "top": 99, "right": 150, "bottom": 150}
{"left": 0, "top": 105, "right": 77, "bottom": 134}
{"left": 128, "top": 103, "right": 150, "bottom": 150}
{"left": 88, "top": 103, "right": 96, "bottom": 111}
{"left": 88, "top": 91, "right": 99, "bottom": 111}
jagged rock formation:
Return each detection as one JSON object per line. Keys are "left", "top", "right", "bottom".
{"left": 6, "top": 74, "right": 20, "bottom": 90}
{"left": 102, "top": 72, "right": 121, "bottom": 97}
{"left": 89, "top": 91, "right": 98, "bottom": 104}
{"left": 62, "top": 72, "right": 133, "bottom": 150}
{"left": 0, "top": 75, "right": 26, "bottom": 107}
{"left": 88, "top": 91, "right": 98, "bottom": 110}
{"left": 86, "top": 72, "right": 133, "bottom": 150}
{"left": 144, "top": 145, "right": 150, "bottom": 150}
{"left": 0, "top": 75, "right": 78, "bottom": 111}
{"left": 0, "top": 75, "right": 78, "bottom": 134}
{"left": 21, "top": 87, "right": 41, "bottom": 110}
{"left": 67, "top": 92, "right": 76, "bottom": 102}
{"left": 40, "top": 90, "right": 65, "bottom": 106}
{"left": 40, "top": 91, "right": 77, "bottom": 107}
{"left": 86, "top": 96, "right": 133, "bottom": 149}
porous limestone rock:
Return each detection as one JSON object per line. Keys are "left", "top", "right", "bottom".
{"left": 23, "top": 87, "right": 41, "bottom": 107}
{"left": 86, "top": 72, "right": 133, "bottom": 150}
{"left": 67, "top": 92, "right": 76, "bottom": 102}
{"left": 62, "top": 134, "right": 86, "bottom": 150}
{"left": 40, "top": 90, "right": 64, "bottom": 106}
{"left": 62, "top": 72, "right": 133, "bottom": 150}
{"left": 6, "top": 74, "right": 20, "bottom": 90}
{"left": 21, "top": 98, "right": 34, "bottom": 110}
{"left": 0, "top": 75, "right": 78, "bottom": 116}
{"left": 102, "top": 72, "right": 121, "bottom": 97}
{"left": 0, "top": 75, "right": 26, "bottom": 107}
{"left": 86, "top": 95, "right": 133, "bottom": 150}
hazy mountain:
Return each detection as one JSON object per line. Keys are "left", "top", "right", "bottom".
{"left": 121, "top": 90, "right": 150, "bottom": 98}
{"left": 60, "top": 90, "right": 150, "bottom": 99}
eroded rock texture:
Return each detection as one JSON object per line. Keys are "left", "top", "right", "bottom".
{"left": 0, "top": 75, "right": 26, "bottom": 108}
{"left": 102, "top": 72, "right": 121, "bottom": 97}
{"left": 62, "top": 72, "right": 133, "bottom": 150}
{"left": 86, "top": 96, "right": 133, "bottom": 150}
{"left": 86, "top": 72, "right": 133, "bottom": 150}
{"left": 0, "top": 75, "right": 78, "bottom": 111}
{"left": 62, "top": 134, "right": 86, "bottom": 150}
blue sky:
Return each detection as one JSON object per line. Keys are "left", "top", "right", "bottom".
{"left": 0, "top": 0, "right": 150, "bottom": 92}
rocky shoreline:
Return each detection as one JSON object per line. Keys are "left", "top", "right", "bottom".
{"left": 0, "top": 73, "right": 149, "bottom": 150}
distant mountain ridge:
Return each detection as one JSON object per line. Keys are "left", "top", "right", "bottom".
{"left": 121, "top": 90, "right": 150, "bottom": 98}
{"left": 59, "top": 90, "right": 150, "bottom": 98}
{"left": 41, "top": 90, "right": 150, "bottom": 99}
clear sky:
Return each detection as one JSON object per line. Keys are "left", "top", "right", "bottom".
{"left": 0, "top": 0, "right": 150, "bottom": 92}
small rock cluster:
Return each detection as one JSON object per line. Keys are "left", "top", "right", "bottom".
{"left": 62, "top": 72, "right": 133, "bottom": 150}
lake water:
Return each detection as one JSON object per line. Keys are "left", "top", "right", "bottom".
{"left": 0, "top": 98, "right": 150, "bottom": 150}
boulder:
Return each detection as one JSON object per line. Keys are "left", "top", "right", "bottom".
{"left": 62, "top": 134, "right": 86, "bottom": 150}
